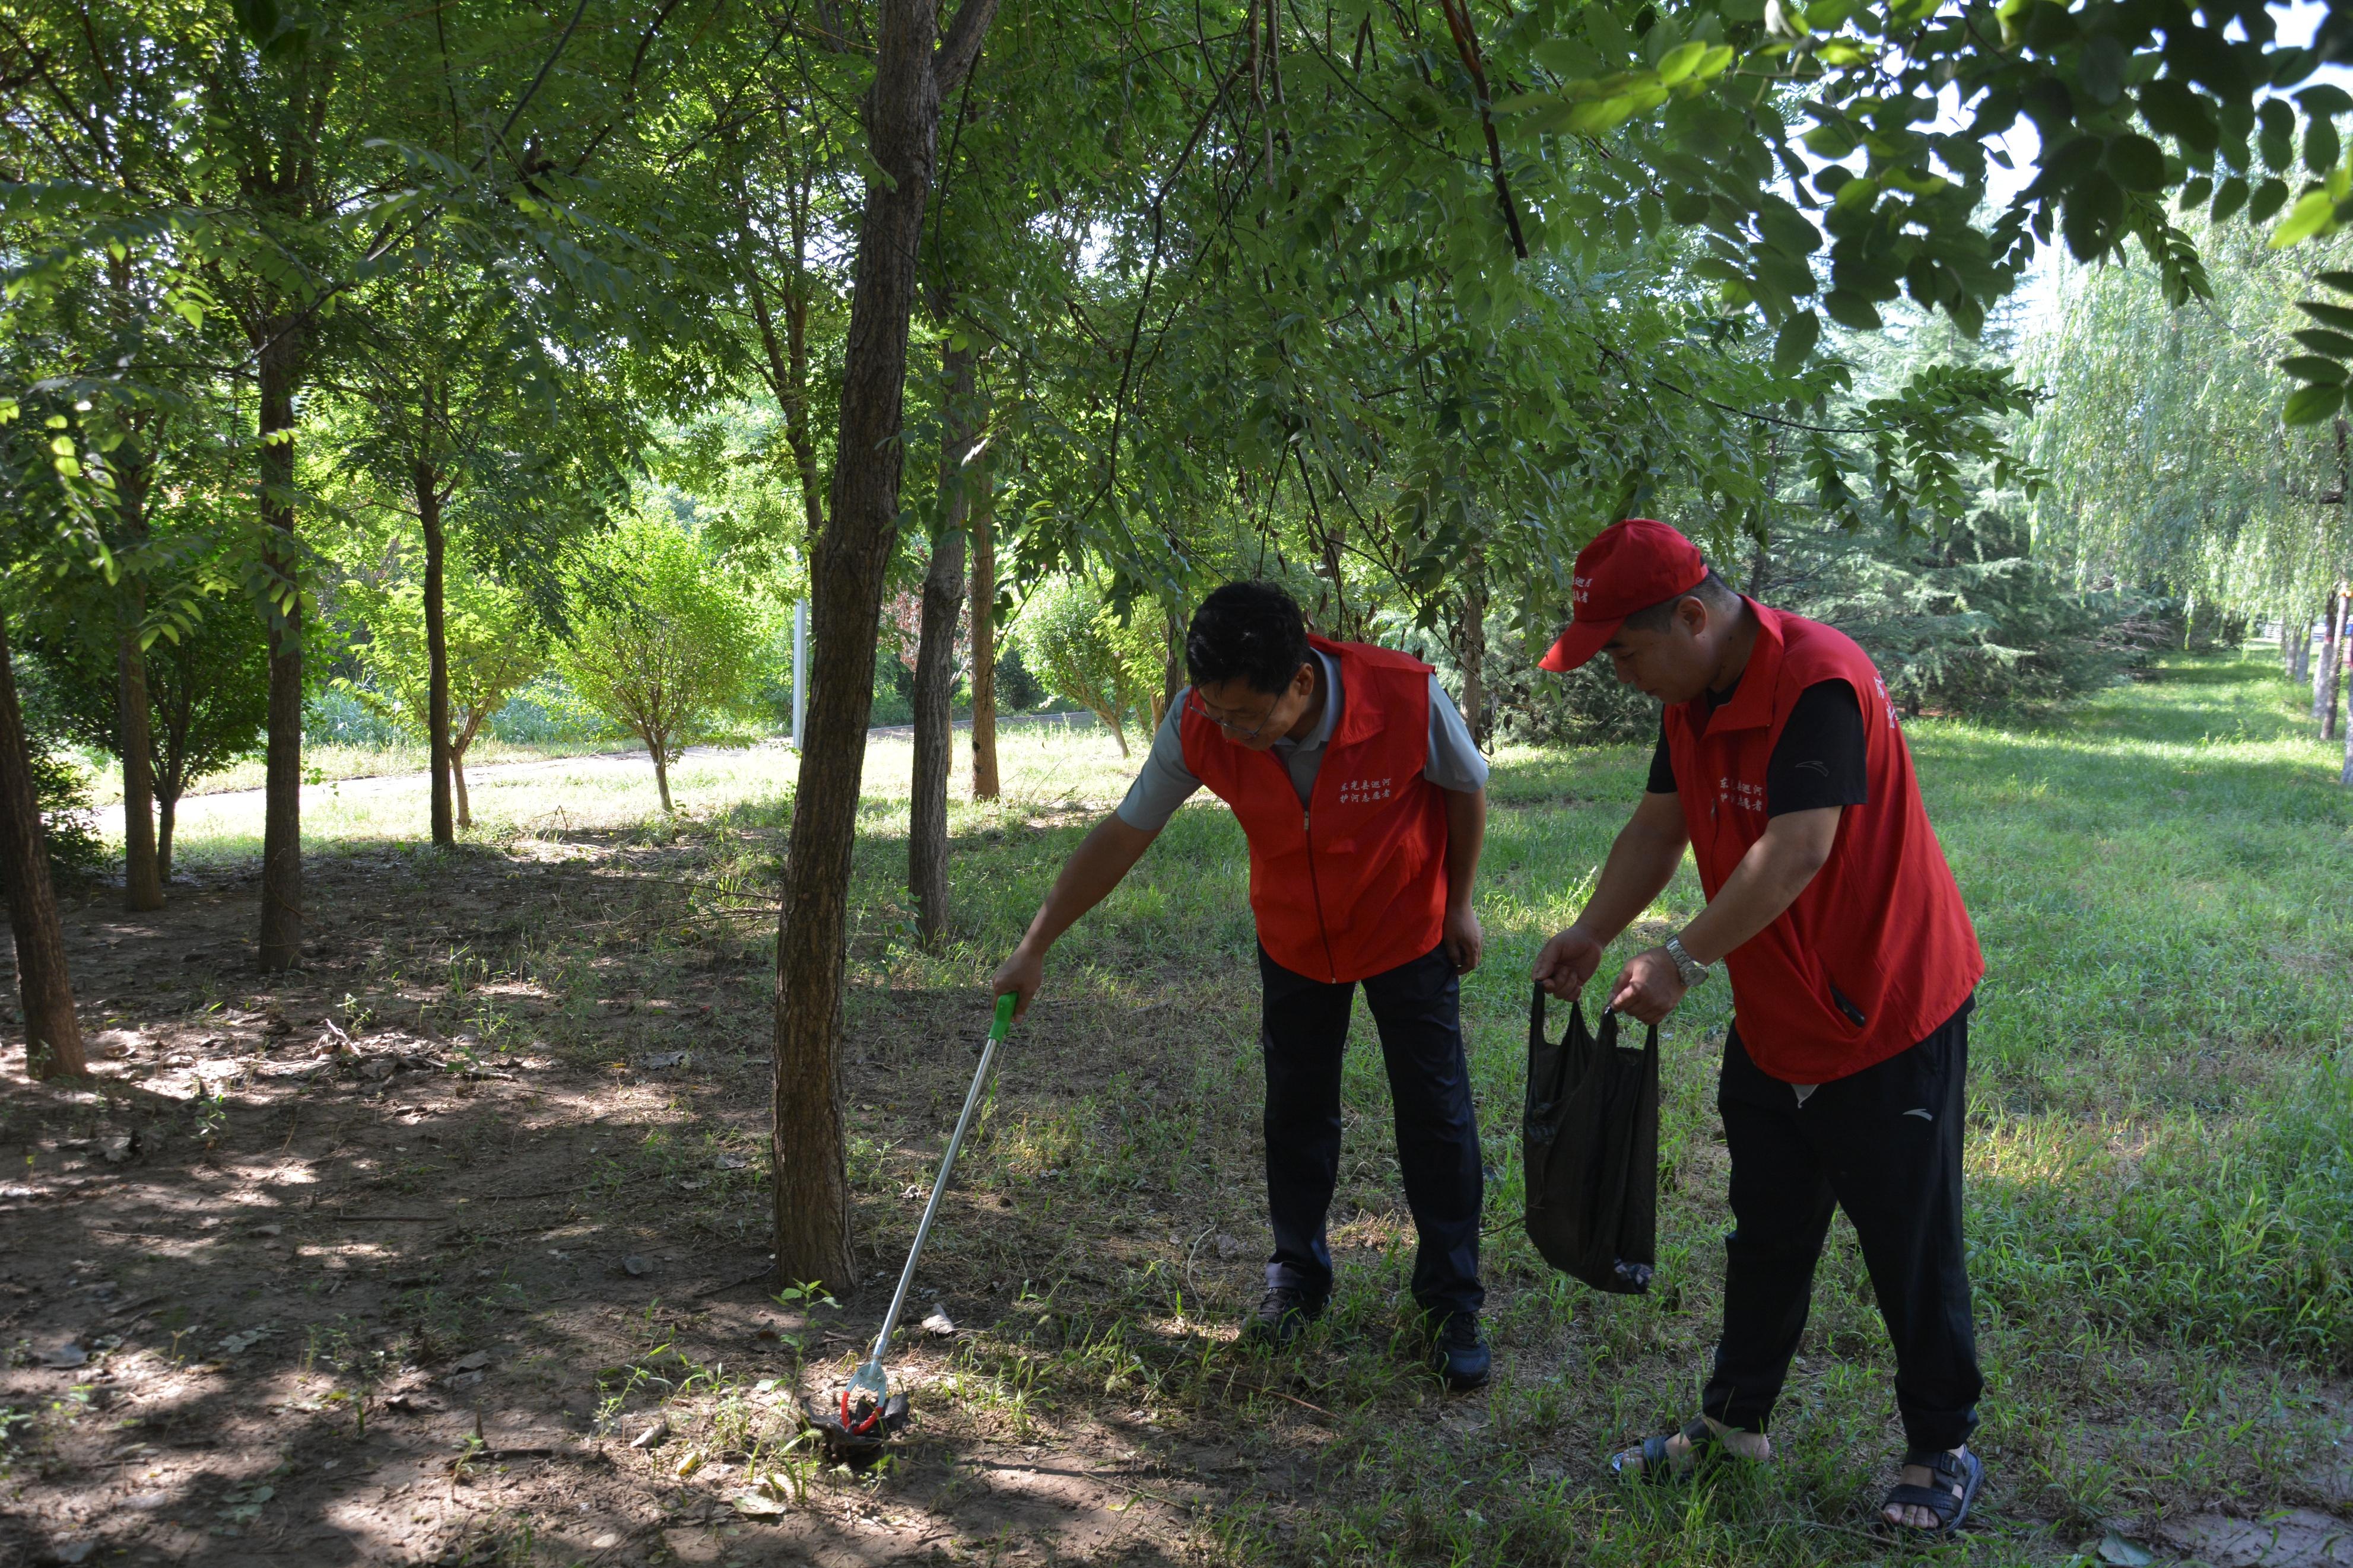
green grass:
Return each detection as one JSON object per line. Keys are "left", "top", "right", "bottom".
{"left": 828, "top": 647, "right": 2352, "bottom": 1563}
{"left": 155, "top": 650, "right": 2353, "bottom": 1564}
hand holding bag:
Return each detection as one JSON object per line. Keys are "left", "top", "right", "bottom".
{"left": 1522, "top": 983, "right": 1659, "bottom": 1295}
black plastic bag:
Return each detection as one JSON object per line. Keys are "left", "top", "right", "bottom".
{"left": 1522, "top": 984, "right": 1659, "bottom": 1295}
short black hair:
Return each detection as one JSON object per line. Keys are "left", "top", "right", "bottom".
{"left": 1620, "top": 568, "right": 1739, "bottom": 634}
{"left": 1186, "top": 581, "right": 1310, "bottom": 695}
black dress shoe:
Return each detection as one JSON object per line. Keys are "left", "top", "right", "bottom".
{"left": 1243, "top": 1284, "right": 1327, "bottom": 1348}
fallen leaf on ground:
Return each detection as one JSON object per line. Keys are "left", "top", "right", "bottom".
{"left": 729, "top": 1491, "right": 788, "bottom": 1520}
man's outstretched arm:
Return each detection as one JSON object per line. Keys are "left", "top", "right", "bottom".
{"left": 1533, "top": 789, "right": 1689, "bottom": 998}
{"left": 991, "top": 814, "right": 1159, "bottom": 1016}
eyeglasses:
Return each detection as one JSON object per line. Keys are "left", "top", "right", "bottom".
{"left": 1185, "top": 690, "right": 1278, "bottom": 742}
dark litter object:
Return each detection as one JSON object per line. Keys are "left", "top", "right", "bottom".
{"left": 802, "top": 1388, "right": 910, "bottom": 1465}
{"left": 1522, "top": 986, "right": 1659, "bottom": 1295}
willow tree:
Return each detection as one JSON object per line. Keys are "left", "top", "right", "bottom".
{"left": 2028, "top": 220, "right": 2353, "bottom": 647}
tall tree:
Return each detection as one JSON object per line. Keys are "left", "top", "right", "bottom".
{"left": 0, "top": 608, "right": 84, "bottom": 1080}
{"left": 909, "top": 333, "right": 977, "bottom": 944}
{"left": 968, "top": 443, "right": 1001, "bottom": 801}
{"left": 771, "top": 0, "right": 998, "bottom": 1291}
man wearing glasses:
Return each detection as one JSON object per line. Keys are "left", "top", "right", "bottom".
{"left": 992, "top": 581, "right": 1494, "bottom": 1390}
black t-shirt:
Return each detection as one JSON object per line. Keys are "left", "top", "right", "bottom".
{"left": 1645, "top": 679, "right": 1869, "bottom": 815}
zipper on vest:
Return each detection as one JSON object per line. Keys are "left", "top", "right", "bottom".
{"left": 1302, "top": 809, "right": 1339, "bottom": 981}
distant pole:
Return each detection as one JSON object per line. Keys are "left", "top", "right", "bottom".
{"left": 793, "top": 599, "right": 808, "bottom": 749}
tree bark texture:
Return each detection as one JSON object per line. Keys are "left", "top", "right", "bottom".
{"left": 0, "top": 610, "right": 85, "bottom": 1079}
{"left": 910, "top": 340, "right": 976, "bottom": 946}
{"left": 419, "top": 457, "right": 455, "bottom": 847}
{"left": 968, "top": 467, "right": 999, "bottom": 801}
{"left": 257, "top": 324, "right": 306, "bottom": 972}
{"left": 2291, "top": 616, "right": 2311, "bottom": 684}
{"left": 773, "top": 0, "right": 996, "bottom": 1293}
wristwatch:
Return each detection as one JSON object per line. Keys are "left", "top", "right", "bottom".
{"left": 1663, "top": 933, "right": 1710, "bottom": 988}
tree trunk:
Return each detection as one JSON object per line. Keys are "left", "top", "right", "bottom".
{"left": 910, "top": 339, "right": 975, "bottom": 946}
{"left": 773, "top": 0, "right": 996, "bottom": 1293}
{"left": 2341, "top": 673, "right": 2353, "bottom": 784}
{"left": 157, "top": 790, "right": 177, "bottom": 885}
{"left": 0, "top": 609, "right": 85, "bottom": 1079}
{"left": 256, "top": 323, "right": 305, "bottom": 973}
{"left": 452, "top": 713, "right": 482, "bottom": 829}
{"left": 653, "top": 750, "right": 673, "bottom": 813}
{"left": 419, "top": 456, "right": 455, "bottom": 847}
{"left": 1457, "top": 554, "right": 1489, "bottom": 749}
{"left": 1161, "top": 609, "right": 1185, "bottom": 723}
{"left": 968, "top": 465, "right": 1000, "bottom": 801}
{"left": 2291, "top": 616, "right": 2312, "bottom": 684}
{"left": 2314, "top": 593, "right": 2339, "bottom": 721}
{"left": 115, "top": 447, "right": 163, "bottom": 912}
{"left": 2327, "top": 598, "right": 2346, "bottom": 743}
{"left": 109, "top": 257, "right": 164, "bottom": 913}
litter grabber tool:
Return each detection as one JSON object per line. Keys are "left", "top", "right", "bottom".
{"left": 806, "top": 992, "right": 1015, "bottom": 1462}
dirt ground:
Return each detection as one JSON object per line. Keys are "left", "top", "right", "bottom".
{"left": 0, "top": 840, "right": 1306, "bottom": 1567}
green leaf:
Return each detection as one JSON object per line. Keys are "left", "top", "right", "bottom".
{"left": 2319, "top": 269, "right": 2353, "bottom": 294}
{"left": 2285, "top": 382, "right": 2345, "bottom": 425}
{"left": 2279, "top": 355, "right": 2348, "bottom": 383}
{"left": 1656, "top": 41, "right": 1710, "bottom": 85}
{"left": 1668, "top": 188, "right": 1711, "bottom": 224}
{"left": 1773, "top": 309, "right": 1821, "bottom": 376}
{"left": 2249, "top": 177, "right": 2291, "bottom": 223}
{"left": 2292, "top": 327, "right": 2353, "bottom": 356}
{"left": 2212, "top": 174, "right": 2250, "bottom": 223}
{"left": 1566, "top": 95, "right": 1640, "bottom": 135}
{"left": 2259, "top": 100, "right": 2295, "bottom": 170}
{"left": 2295, "top": 298, "right": 2353, "bottom": 333}
{"left": 2078, "top": 35, "right": 2126, "bottom": 106}
{"left": 2269, "top": 189, "right": 2338, "bottom": 247}
{"left": 1802, "top": 119, "right": 1860, "bottom": 158}
{"left": 1757, "top": 203, "right": 1822, "bottom": 256}
{"left": 1821, "top": 289, "right": 1882, "bottom": 329}
{"left": 2178, "top": 176, "right": 2213, "bottom": 210}
{"left": 2307, "top": 117, "right": 2342, "bottom": 175}
{"left": 2106, "top": 134, "right": 2167, "bottom": 192}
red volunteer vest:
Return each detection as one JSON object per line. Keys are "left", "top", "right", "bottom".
{"left": 1664, "top": 603, "right": 1983, "bottom": 1083}
{"left": 1179, "top": 637, "right": 1451, "bottom": 983}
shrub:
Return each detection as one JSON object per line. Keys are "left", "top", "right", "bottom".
{"left": 557, "top": 516, "right": 768, "bottom": 811}
{"left": 1010, "top": 577, "right": 1163, "bottom": 753}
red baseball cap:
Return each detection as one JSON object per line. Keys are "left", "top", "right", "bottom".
{"left": 1538, "top": 519, "right": 1710, "bottom": 672}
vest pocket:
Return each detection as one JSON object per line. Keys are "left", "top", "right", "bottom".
{"left": 1827, "top": 982, "right": 1867, "bottom": 1029}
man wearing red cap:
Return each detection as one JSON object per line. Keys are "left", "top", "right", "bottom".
{"left": 1532, "top": 519, "right": 1987, "bottom": 1536}
{"left": 994, "top": 581, "right": 1496, "bottom": 1391}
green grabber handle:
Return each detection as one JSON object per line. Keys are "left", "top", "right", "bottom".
{"left": 854, "top": 992, "right": 1018, "bottom": 1388}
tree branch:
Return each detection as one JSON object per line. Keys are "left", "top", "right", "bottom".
{"left": 935, "top": 0, "right": 999, "bottom": 95}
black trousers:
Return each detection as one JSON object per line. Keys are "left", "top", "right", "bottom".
{"left": 1701, "top": 997, "right": 1983, "bottom": 1454}
{"left": 1258, "top": 943, "right": 1485, "bottom": 1320}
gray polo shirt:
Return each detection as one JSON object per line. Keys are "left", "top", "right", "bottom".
{"left": 1114, "top": 649, "right": 1488, "bottom": 832}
